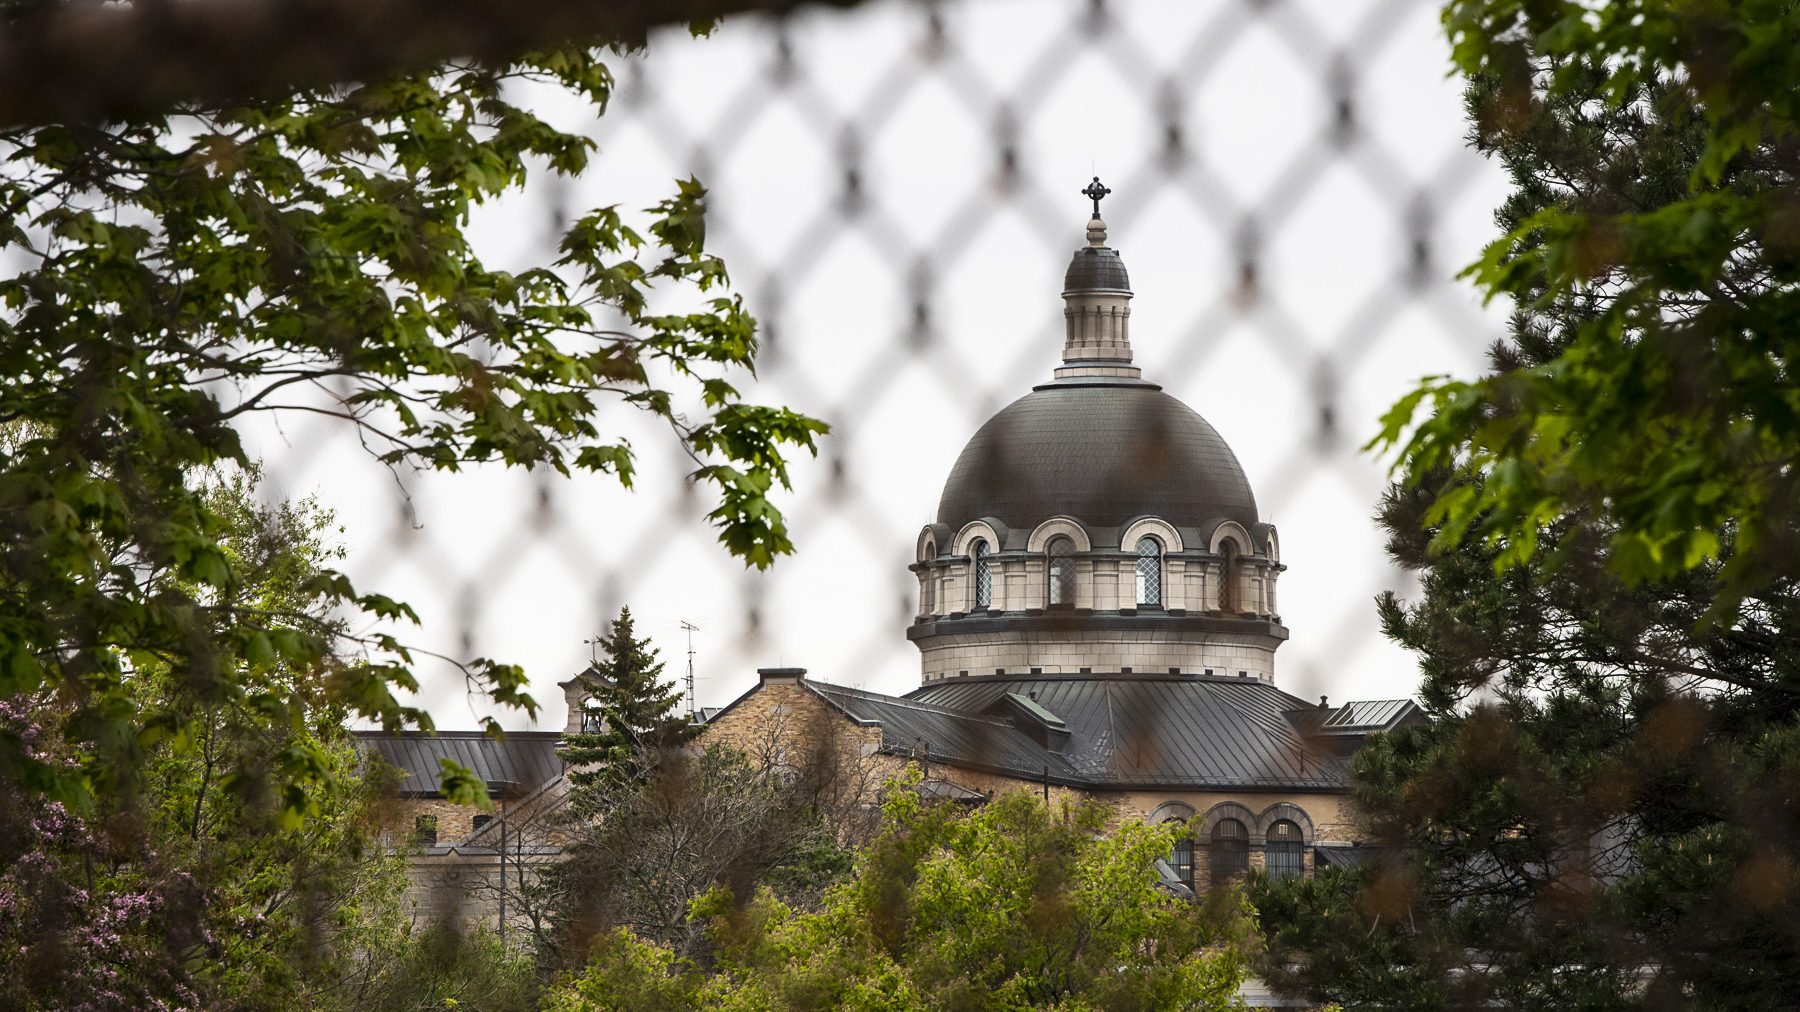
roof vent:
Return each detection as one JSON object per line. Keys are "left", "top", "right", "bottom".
{"left": 993, "top": 692, "right": 1071, "bottom": 753}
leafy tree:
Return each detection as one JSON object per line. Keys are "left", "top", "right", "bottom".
{"left": 1257, "top": 4, "right": 1800, "bottom": 1008}
{"left": 543, "top": 729, "right": 865, "bottom": 968}
{"left": 560, "top": 607, "right": 696, "bottom": 789}
{"left": 0, "top": 469, "right": 424, "bottom": 1009}
{"left": 0, "top": 24, "right": 826, "bottom": 813}
{"left": 547, "top": 782, "right": 1258, "bottom": 1011}
{"left": 320, "top": 921, "right": 541, "bottom": 1012}
{"left": 1371, "top": 0, "right": 1800, "bottom": 618}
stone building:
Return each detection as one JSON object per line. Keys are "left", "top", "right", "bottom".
{"left": 364, "top": 185, "right": 1419, "bottom": 920}
{"left": 699, "top": 190, "right": 1421, "bottom": 891}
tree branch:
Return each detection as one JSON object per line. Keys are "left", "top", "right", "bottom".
{"left": 0, "top": 0, "right": 876, "bottom": 127}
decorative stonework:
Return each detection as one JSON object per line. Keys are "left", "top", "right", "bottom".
{"left": 913, "top": 204, "right": 1290, "bottom": 685}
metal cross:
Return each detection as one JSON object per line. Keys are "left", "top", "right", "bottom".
{"left": 1082, "top": 176, "right": 1111, "bottom": 216}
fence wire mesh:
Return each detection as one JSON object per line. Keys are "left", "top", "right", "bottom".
{"left": 242, "top": 0, "right": 1508, "bottom": 727}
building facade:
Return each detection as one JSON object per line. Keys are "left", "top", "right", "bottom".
{"left": 366, "top": 185, "right": 1418, "bottom": 921}
{"left": 701, "top": 190, "right": 1419, "bottom": 892}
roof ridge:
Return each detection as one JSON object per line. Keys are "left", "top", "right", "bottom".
{"left": 810, "top": 681, "right": 1020, "bottom": 728}
{"left": 350, "top": 729, "right": 565, "bottom": 740}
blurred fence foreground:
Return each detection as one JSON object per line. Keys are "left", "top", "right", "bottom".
{"left": 249, "top": 0, "right": 1507, "bottom": 724}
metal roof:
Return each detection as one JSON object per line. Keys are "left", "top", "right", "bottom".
{"left": 805, "top": 682, "right": 1085, "bottom": 784}
{"left": 1318, "top": 698, "right": 1419, "bottom": 733}
{"left": 1063, "top": 245, "right": 1132, "bottom": 293}
{"left": 934, "top": 384, "right": 1259, "bottom": 532}
{"left": 1315, "top": 844, "right": 1378, "bottom": 869}
{"left": 1004, "top": 691, "right": 1066, "bottom": 728}
{"left": 353, "top": 730, "right": 565, "bottom": 797}
{"left": 905, "top": 675, "right": 1351, "bottom": 790}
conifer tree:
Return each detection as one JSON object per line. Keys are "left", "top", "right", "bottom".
{"left": 1255, "top": 3, "right": 1800, "bottom": 1007}
{"left": 560, "top": 609, "right": 696, "bottom": 788}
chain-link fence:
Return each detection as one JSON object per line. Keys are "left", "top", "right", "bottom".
{"left": 244, "top": 0, "right": 1507, "bottom": 727}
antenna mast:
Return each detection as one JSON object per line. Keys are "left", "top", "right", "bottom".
{"left": 679, "top": 620, "right": 700, "bottom": 721}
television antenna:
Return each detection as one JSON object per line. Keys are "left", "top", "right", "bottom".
{"left": 679, "top": 620, "right": 700, "bottom": 721}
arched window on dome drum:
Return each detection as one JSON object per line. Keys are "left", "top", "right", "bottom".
{"left": 1266, "top": 819, "right": 1304, "bottom": 879}
{"left": 920, "top": 541, "right": 936, "bottom": 615}
{"left": 1210, "top": 818, "right": 1249, "bottom": 885}
{"left": 1165, "top": 818, "right": 1194, "bottom": 888}
{"left": 1219, "top": 540, "right": 1240, "bottom": 613}
{"left": 1135, "top": 535, "right": 1163, "bottom": 607}
{"left": 1046, "top": 536, "right": 1076, "bottom": 606}
{"left": 972, "top": 539, "right": 992, "bottom": 609}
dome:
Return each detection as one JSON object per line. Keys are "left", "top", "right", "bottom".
{"left": 936, "top": 382, "right": 1259, "bottom": 533}
{"left": 1064, "top": 246, "right": 1130, "bottom": 293}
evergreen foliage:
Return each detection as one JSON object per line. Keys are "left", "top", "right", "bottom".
{"left": 559, "top": 607, "right": 697, "bottom": 789}
{"left": 1258, "top": 3, "right": 1800, "bottom": 1008}
{"left": 1372, "top": 0, "right": 1800, "bottom": 619}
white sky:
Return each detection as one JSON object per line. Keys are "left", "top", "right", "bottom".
{"left": 249, "top": 0, "right": 1510, "bottom": 731}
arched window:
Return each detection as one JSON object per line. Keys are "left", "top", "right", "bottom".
{"left": 972, "top": 539, "right": 992, "bottom": 609}
{"left": 1210, "top": 818, "right": 1249, "bottom": 885}
{"left": 1266, "top": 819, "right": 1304, "bottom": 879}
{"left": 1219, "top": 540, "right": 1240, "bottom": 613}
{"left": 1046, "top": 536, "right": 1076, "bottom": 606}
{"left": 1135, "top": 535, "right": 1163, "bottom": 606}
{"left": 1165, "top": 818, "right": 1194, "bottom": 888}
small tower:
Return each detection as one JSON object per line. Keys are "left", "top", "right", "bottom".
{"left": 1056, "top": 177, "right": 1140, "bottom": 381}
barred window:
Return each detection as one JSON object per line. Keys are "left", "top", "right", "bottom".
{"left": 1267, "top": 819, "right": 1304, "bottom": 879}
{"left": 972, "top": 539, "right": 992, "bottom": 609}
{"left": 1219, "top": 540, "right": 1240, "bottom": 613}
{"left": 1136, "top": 535, "right": 1163, "bottom": 606}
{"left": 1210, "top": 818, "right": 1248, "bottom": 885}
{"left": 1165, "top": 818, "right": 1194, "bottom": 888}
{"left": 1046, "top": 536, "right": 1076, "bottom": 606}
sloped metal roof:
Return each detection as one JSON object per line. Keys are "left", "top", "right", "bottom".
{"left": 805, "top": 682, "right": 1084, "bottom": 784}
{"left": 905, "top": 675, "right": 1351, "bottom": 790}
{"left": 934, "top": 384, "right": 1259, "bottom": 533}
{"left": 1318, "top": 698, "right": 1419, "bottom": 733}
{"left": 353, "top": 730, "right": 565, "bottom": 797}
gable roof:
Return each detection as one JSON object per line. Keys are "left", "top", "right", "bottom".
{"left": 804, "top": 681, "right": 1085, "bottom": 785}
{"left": 353, "top": 730, "right": 565, "bottom": 798}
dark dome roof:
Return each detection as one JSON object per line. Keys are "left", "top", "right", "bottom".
{"left": 937, "top": 383, "right": 1258, "bottom": 533}
{"left": 1064, "top": 247, "right": 1130, "bottom": 293}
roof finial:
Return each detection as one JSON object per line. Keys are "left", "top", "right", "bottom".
{"left": 1082, "top": 176, "right": 1111, "bottom": 217}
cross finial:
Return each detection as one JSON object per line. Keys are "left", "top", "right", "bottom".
{"left": 1082, "top": 176, "right": 1111, "bottom": 217}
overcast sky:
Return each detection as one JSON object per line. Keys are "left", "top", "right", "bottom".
{"left": 251, "top": 0, "right": 1511, "bottom": 731}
